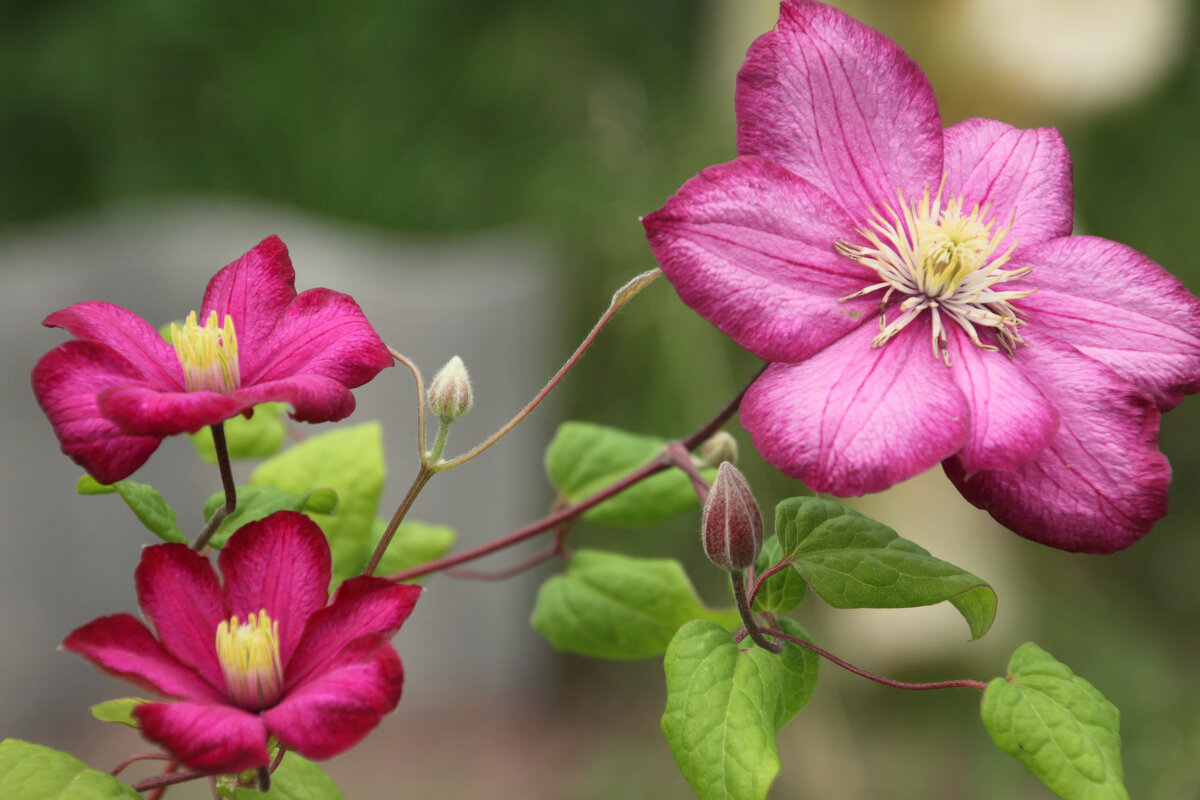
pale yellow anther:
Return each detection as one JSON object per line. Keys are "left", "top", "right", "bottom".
{"left": 215, "top": 609, "right": 283, "bottom": 710}
{"left": 171, "top": 310, "right": 241, "bottom": 393}
{"left": 836, "top": 178, "right": 1033, "bottom": 365}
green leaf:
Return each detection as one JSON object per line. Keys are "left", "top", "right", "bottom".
{"left": 190, "top": 403, "right": 289, "bottom": 463}
{"left": 89, "top": 698, "right": 147, "bottom": 729}
{"left": 228, "top": 752, "right": 344, "bottom": 800}
{"left": 661, "top": 618, "right": 819, "bottom": 800}
{"left": 75, "top": 476, "right": 185, "bottom": 544}
{"left": 370, "top": 518, "right": 456, "bottom": 578}
{"left": 201, "top": 486, "right": 339, "bottom": 550}
{"left": 0, "top": 739, "right": 140, "bottom": 799}
{"left": 544, "top": 422, "right": 716, "bottom": 527}
{"left": 250, "top": 423, "right": 385, "bottom": 581}
{"left": 531, "top": 550, "right": 739, "bottom": 660}
{"left": 982, "top": 642, "right": 1129, "bottom": 800}
{"left": 751, "top": 535, "right": 807, "bottom": 613}
{"left": 775, "top": 497, "right": 996, "bottom": 639}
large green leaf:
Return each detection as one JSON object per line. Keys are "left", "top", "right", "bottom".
{"left": 544, "top": 422, "right": 715, "bottom": 527}
{"left": 751, "top": 535, "right": 807, "bottom": 614}
{"left": 661, "top": 618, "right": 819, "bottom": 800}
{"left": 75, "top": 475, "right": 185, "bottom": 544}
{"left": 774, "top": 497, "right": 996, "bottom": 639}
{"left": 369, "top": 518, "right": 456, "bottom": 579}
{"left": 201, "top": 486, "right": 338, "bottom": 549}
{"left": 229, "top": 752, "right": 344, "bottom": 800}
{"left": 531, "top": 550, "right": 738, "bottom": 659}
{"left": 250, "top": 423, "right": 384, "bottom": 579}
{"left": 0, "top": 740, "right": 140, "bottom": 799}
{"left": 982, "top": 642, "right": 1128, "bottom": 800}
{"left": 190, "top": 402, "right": 289, "bottom": 463}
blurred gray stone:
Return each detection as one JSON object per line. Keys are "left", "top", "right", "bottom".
{"left": 0, "top": 198, "right": 563, "bottom": 750}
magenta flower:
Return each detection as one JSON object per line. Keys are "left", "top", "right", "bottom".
{"left": 643, "top": 0, "right": 1200, "bottom": 552}
{"left": 32, "top": 235, "right": 392, "bottom": 484}
{"left": 63, "top": 511, "right": 421, "bottom": 774}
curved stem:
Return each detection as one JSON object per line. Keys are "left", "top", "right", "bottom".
{"left": 435, "top": 268, "right": 661, "bottom": 472}
{"left": 747, "top": 560, "right": 794, "bottom": 606}
{"left": 387, "top": 347, "right": 429, "bottom": 464}
{"left": 385, "top": 370, "right": 754, "bottom": 583}
{"left": 132, "top": 768, "right": 208, "bottom": 793}
{"left": 110, "top": 753, "right": 174, "bottom": 776}
{"left": 761, "top": 627, "right": 987, "bottom": 692}
{"left": 192, "top": 422, "right": 236, "bottom": 551}
{"left": 364, "top": 463, "right": 435, "bottom": 577}
{"left": 730, "top": 571, "right": 784, "bottom": 653}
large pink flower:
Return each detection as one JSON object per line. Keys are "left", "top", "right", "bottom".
{"left": 63, "top": 511, "right": 421, "bottom": 774}
{"left": 32, "top": 235, "right": 392, "bottom": 484}
{"left": 643, "top": 0, "right": 1200, "bottom": 552}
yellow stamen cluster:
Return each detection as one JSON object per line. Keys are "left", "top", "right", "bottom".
{"left": 836, "top": 179, "right": 1034, "bottom": 365}
{"left": 215, "top": 609, "right": 283, "bottom": 710}
{"left": 171, "top": 310, "right": 241, "bottom": 393}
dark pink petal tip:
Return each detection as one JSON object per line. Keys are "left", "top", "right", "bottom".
{"left": 135, "top": 701, "right": 270, "bottom": 773}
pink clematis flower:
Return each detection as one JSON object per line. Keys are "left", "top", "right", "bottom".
{"left": 643, "top": 0, "right": 1200, "bottom": 552}
{"left": 32, "top": 235, "right": 392, "bottom": 484}
{"left": 63, "top": 511, "right": 421, "bottom": 774}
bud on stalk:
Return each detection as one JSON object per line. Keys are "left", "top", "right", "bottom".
{"left": 701, "top": 462, "right": 763, "bottom": 571}
{"left": 427, "top": 356, "right": 473, "bottom": 422}
{"left": 698, "top": 430, "right": 738, "bottom": 468}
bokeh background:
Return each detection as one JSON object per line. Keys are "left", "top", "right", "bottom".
{"left": 3, "top": 0, "right": 1200, "bottom": 797}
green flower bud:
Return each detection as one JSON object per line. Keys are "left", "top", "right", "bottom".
{"left": 698, "top": 430, "right": 738, "bottom": 468}
{"left": 427, "top": 356, "right": 473, "bottom": 421}
{"left": 701, "top": 462, "right": 763, "bottom": 572}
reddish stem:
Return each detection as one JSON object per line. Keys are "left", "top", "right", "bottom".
{"left": 747, "top": 560, "right": 794, "bottom": 606}
{"left": 131, "top": 767, "right": 207, "bottom": 793}
{"left": 761, "top": 627, "right": 987, "bottom": 692}
{"left": 111, "top": 753, "right": 174, "bottom": 777}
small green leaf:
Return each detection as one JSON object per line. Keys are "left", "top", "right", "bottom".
{"left": 190, "top": 403, "right": 289, "bottom": 463}
{"left": 531, "top": 550, "right": 738, "bottom": 660}
{"left": 751, "top": 535, "right": 806, "bottom": 613}
{"left": 544, "top": 422, "right": 715, "bottom": 527}
{"left": 250, "top": 423, "right": 384, "bottom": 580}
{"left": 982, "top": 642, "right": 1129, "bottom": 800}
{"left": 230, "top": 752, "right": 345, "bottom": 800}
{"left": 76, "top": 476, "right": 185, "bottom": 544}
{"left": 89, "top": 698, "right": 147, "bottom": 729}
{"left": 201, "top": 486, "right": 339, "bottom": 550}
{"left": 775, "top": 497, "right": 996, "bottom": 639}
{"left": 370, "top": 518, "right": 456, "bottom": 578}
{"left": 0, "top": 739, "right": 140, "bottom": 799}
{"left": 661, "top": 618, "right": 819, "bottom": 800}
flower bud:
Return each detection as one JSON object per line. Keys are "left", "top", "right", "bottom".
{"left": 698, "top": 430, "right": 738, "bottom": 468}
{"left": 701, "top": 462, "right": 763, "bottom": 571}
{"left": 427, "top": 356, "right": 473, "bottom": 421}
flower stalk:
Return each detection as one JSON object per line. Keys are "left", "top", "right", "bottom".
{"left": 192, "top": 422, "right": 237, "bottom": 551}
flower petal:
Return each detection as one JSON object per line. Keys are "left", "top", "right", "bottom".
{"left": 735, "top": 0, "right": 942, "bottom": 216}
{"left": 136, "top": 544, "right": 227, "bottom": 693}
{"left": 945, "top": 333, "right": 1169, "bottom": 553}
{"left": 644, "top": 156, "right": 880, "bottom": 362}
{"left": 219, "top": 511, "right": 332, "bottom": 665}
{"left": 97, "top": 386, "right": 250, "bottom": 436}
{"left": 263, "top": 637, "right": 403, "bottom": 760}
{"left": 942, "top": 118, "right": 1074, "bottom": 245}
{"left": 43, "top": 301, "right": 183, "bottom": 390}
{"left": 742, "top": 322, "right": 969, "bottom": 494}
{"left": 135, "top": 701, "right": 269, "bottom": 773}
{"left": 200, "top": 235, "right": 298, "bottom": 364}
{"left": 945, "top": 326, "right": 1058, "bottom": 472}
{"left": 31, "top": 340, "right": 162, "bottom": 483}
{"left": 231, "top": 374, "right": 357, "bottom": 424}
{"left": 1020, "top": 235, "right": 1200, "bottom": 411}
{"left": 244, "top": 288, "right": 392, "bottom": 389}
{"left": 62, "top": 613, "right": 222, "bottom": 702}
{"left": 285, "top": 578, "right": 421, "bottom": 690}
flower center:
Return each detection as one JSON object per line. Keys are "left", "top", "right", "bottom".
{"left": 835, "top": 181, "right": 1034, "bottom": 365}
{"left": 215, "top": 609, "right": 283, "bottom": 710}
{"left": 171, "top": 310, "right": 241, "bottom": 393}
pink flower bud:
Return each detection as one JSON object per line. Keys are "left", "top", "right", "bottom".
{"left": 701, "top": 462, "right": 763, "bottom": 571}
{"left": 427, "top": 356, "right": 473, "bottom": 421}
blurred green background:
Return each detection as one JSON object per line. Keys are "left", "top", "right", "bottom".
{"left": 5, "top": 0, "right": 1200, "bottom": 797}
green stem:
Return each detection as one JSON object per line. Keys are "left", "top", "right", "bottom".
{"left": 429, "top": 417, "right": 453, "bottom": 463}
{"left": 192, "top": 422, "right": 236, "bottom": 551}
{"left": 363, "top": 463, "right": 435, "bottom": 577}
